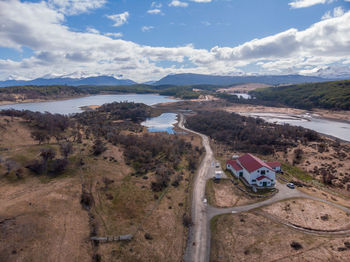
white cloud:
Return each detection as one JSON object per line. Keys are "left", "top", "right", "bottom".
{"left": 104, "top": 32, "right": 123, "bottom": 38}
{"left": 322, "top": 6, "right": 345, "bottom": 19}
{"left": 190, "top": 0, "right": 212, "bottom": 2}
{"left": 86, "top": 27, "right": 99, "bottom": 34}
{"left": 48, "top": 0, "right": 106, "bottom": 15}
{"left": 107, "top": 12, "right": 129, "bottom": 27}
{"left": 147, "top": 9, "right": 162, "bottom": 15}
{"left": 169, "top": 0, "right": 189, "bottom": 7}
{"left": 151, "top": 2, "right": 162, "bottom": 8}
{"left": 148, "top": 2, "right": 163, "bottom": 15}
{"left": 141, "top": 26, "right": 155, "bottom": 32}
{"left": 289, "top": 0, "right": 333, "bottom": 9}
{"left": 0, "top": 0, "right": 350, "bottom": 82}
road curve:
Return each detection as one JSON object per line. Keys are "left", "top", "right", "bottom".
{"left": 179, "top": 113, "right": 350, "bottom": 262}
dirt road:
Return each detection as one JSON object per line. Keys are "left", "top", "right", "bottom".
{"left": 179, "top": 113, "right": 350, "bottom": 262}
{"left": 180, "top": 114, "right": 215, "bottom": 262}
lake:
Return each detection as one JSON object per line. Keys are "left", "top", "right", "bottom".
{"left": 141, "top": 113, "right": 178, "bottom": 134}
{"left": 243, "top": 112, "right": 350, "bottom": 142}
{"left": 0, "top": 94, "right": 178, "bottom": 115}
{"left": 231, "top": 93, "right": 251, "bottom": 99}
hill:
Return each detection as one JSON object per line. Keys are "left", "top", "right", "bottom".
{"left": 154, "top": 73, "right": 330, "bottom": 86}
{"left": 250, "top": 80, "right": 350, "bottom": 110}
{"left": 0, "top": 75, "right": 136, "bottom": 87}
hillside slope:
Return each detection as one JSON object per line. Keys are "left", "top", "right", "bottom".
{"left": 251, "top": 80, "right": 350, "bottom": 110}
{"left": 155, "top": 73, "right": 329, "bottom": 86}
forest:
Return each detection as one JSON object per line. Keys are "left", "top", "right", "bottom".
{"left": 186, "top": 111, "right": 322, "bottom": 155}
{"left": 0, "top": 84, "right": 206, "bottom": 100}
{"left": 0, "top": 102, "right": 201, "bottom": 192}
{"left": 0, "top": 85, "right": 86, "bottom": 101}
{"left": 250, "top": 80, "right": 350, "bottom": 110}
{"left": 74, "top": 102, "right": 201, "bottom": 190}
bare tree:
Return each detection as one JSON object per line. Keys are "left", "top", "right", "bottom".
{"left": 59, "top": 141, "right": 73, "bottom": 159}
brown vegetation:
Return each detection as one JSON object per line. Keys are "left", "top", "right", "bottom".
{"left": 211, "top": 212, "right": 350, "bottom": 262}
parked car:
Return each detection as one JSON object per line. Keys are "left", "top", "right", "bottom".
{"left": 287, "top": 183, "right": 295, "bottom": 189}
{"left": 216, "top": 162, "right": 220, "bottom": 168}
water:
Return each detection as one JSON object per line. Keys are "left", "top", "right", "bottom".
{"left": 231, "top": 93, "right": 251, "bottom": 99}
{"left": 0, "top": 94, "right": 178, "bottom": 115}
{"left": 244, "top": 112, "right": 350, "bottom": 142}
{"left": 141, "top": 113, "right": 178, "bottom": 134}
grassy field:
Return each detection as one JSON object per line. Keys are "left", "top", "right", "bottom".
{"left": 0, "top": 115, "right": 200, "bottom": 262}
{"left": 211, "top": 212, "right": 350, "bottom": 262}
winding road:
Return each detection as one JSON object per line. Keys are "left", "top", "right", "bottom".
{"left": 179, "top": 114, "right": 350, "bottom": 262}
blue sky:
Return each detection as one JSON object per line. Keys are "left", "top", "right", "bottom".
{"left": 0, "top": 0, "right": 350, "bottom": 82}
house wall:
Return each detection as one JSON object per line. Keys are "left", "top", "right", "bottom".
{"left": 226, "top": 164, "right": 238, "bottom": 177}
{"left": 272, "top": 166, "right": 281, "bottom": 172}
{"left": 250, "top": 167, "right": 275, "bottom": 187}
{"left": 227, "top": 163, "right": 276, "bottom": 187}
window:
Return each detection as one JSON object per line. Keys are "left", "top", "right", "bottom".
{"left": 252, "top": 179, "right": 256, "bottom": 182}
{"left": 267, "top": 170, "right": 269, "bottom": 173}
{"left": 261, "top": 170, "right": 266, "bottom": 175}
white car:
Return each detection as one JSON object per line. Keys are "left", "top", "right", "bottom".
{"left": 287, "top": 183, "right": 295, "bottom": 189}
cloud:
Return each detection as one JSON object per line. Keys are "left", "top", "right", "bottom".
{"left": 169, "top": 1, "right": 189, "bottom": 7}
{"left": 48, "top": 0, "right": 106, "bottom": 15}
{"left": 201, "top": 21, "right": 211, "bottom": 26}
{"left": 86, "top": 27, "right": 99, "bottom": 34}
{"left": 104, "top": 32, "right": 123, "bottom": 38}
{"left": 147, "top": 9, "right": 162, "bottom": 15}
{"left": 141, "top": 26, "right": 155, "bottom": 32}
{"left": 107, "top": 12, "right": 129, "bottom": 27}
{"left": 0, "top": 0, "right": 350, "bottom": 82}
{"left": 288, "top": 0, "right": 333, "bottom": 9}
{"left": 151, "top": 2, "right": 162, "bottom": 8}
{"left": 148, "top": 2, "right": 163, "bottom": 15}
{"left": 322, "top": 6, "right": 345, "bottom": 19}
{"left": 189, "top": 0, "right": 212, "bottom": 2}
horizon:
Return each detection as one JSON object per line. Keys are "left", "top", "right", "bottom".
{"left": 0, "top": 0, "right": 350, "bottom": 82}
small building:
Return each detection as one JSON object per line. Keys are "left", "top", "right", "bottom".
{"left": 266, "top": 161, "right": 281, "bottom": 172}
{"left": 226, "top": 153, "right": 277, "bottom": 188}
{"left": 214, "top": 170, "right": 223, "bottom": 180}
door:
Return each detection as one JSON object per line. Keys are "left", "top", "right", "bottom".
{"left": 262, "top": 182, "right": 267, "bottom": 187}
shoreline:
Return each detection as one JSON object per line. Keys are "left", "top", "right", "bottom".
{"left": 224, "top": 104, "right": 350, "bottom": 124}
{"left": 0, "top": 94, "right": 92, "bottom": 106}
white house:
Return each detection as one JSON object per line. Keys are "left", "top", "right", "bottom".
{"left": 226, "top": 153, "right": 280, "bottom": 188}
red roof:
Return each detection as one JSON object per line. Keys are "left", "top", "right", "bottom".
{"left": 226, "top": 160, "right": 242, "bottom": 171}
{"left": 266, "top": 161, "right": 281, "bottom": 168}
{"left": 237, "top": 154, "right": 274, "bottom": 173}
{"left": 256, "top": 175, "right": 272, "bottom": 181}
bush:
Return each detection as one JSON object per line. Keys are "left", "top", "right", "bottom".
{"left": 290, "top": 241, "right": 303, "bottom": 250}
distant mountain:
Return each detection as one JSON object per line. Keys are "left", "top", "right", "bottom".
{"left": 154, "top": 73, "right": 332, "bottom": 86}
{"left": 0, "top": 75, "right": 136, "bottom": 87}
{"left": 309, "top": 66, "right": 350, "bottom": 80}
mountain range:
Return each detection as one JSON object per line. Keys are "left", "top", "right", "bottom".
{"left": 0, "top": 76, "right": 136, "bottom": 88}
{"left": 1, "top": 73, "right": 349, "bottom": 88}
{"left": 152, "top": 73, "right": 333, "bottom": 86}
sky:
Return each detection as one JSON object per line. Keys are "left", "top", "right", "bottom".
{"left": 0, "top": 0, "right": 350, "bottom": 82}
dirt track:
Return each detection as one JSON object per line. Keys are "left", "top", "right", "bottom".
{"left": 180, "top": 113, "right": 350, "bottom": 262}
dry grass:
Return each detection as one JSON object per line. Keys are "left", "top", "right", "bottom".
{"left": 206, "top": 179, "right": 256, "bottom": 208}
{"left": 0, "top": 116, "right": 197, "bottom": 262}
{"left": 211, "top": 212, "right": 350, "bottom": 262}
{"left": 262, "top": 199, "right": 350, "bottom": 231}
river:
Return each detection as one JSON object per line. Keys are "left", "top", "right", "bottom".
{"left": 0, "top": 94, "right": 178, "bottom": 115}
{"left": 243, "top": 112, "right": 350, "bottom": 142}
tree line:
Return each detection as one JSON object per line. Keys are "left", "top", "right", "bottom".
{"left": 186, "top": 111, "right": 322, "bottom": 155}
{"left": 250, "top": 80, "right": 350, "bottom": 110}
